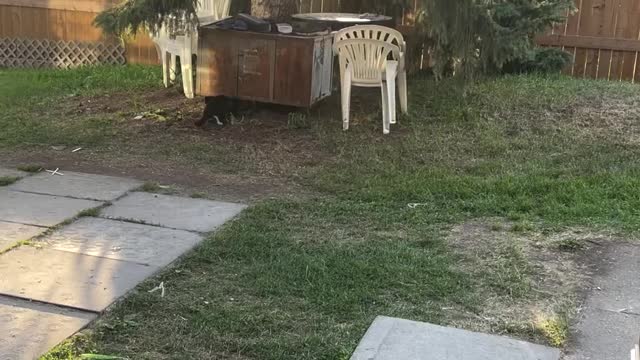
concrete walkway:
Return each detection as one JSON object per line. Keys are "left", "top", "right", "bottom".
{"left": 563, "top": 243, "right": 640, "bottom": 360}
{"left": 351, "top": 316, "right": 560, "bottom": 360}
{"left": 0, "top": 167, "right": 246, "bottom": 359}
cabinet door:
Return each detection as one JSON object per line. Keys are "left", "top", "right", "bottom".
{"left": 237, "top": 39, "right": 275, "bottom": 102}
{"left": 310, "top": 36, "right": 334, "bottom": 104}
{"left": 197, "top": 29, "right": 237, "bottom": 97}
{"left": 274, "top": 38, "right": 313, "bottom": 107}
{"left": 320, "top": 36, "right": 334, "bottom": 99}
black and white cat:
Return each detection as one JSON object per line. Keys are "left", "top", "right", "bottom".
{"left": 195, "top": 96, "right": 237, "bottom": 127}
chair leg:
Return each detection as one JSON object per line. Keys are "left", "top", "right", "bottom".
{"left": 389, "top": 75, "right": 397, "bottom": 124}
{"left": 398, "top": 70, "right": 408, "bottom": 114}
{"left": 341, "top": 69, "right": 352, "bottom": 131}
{"left": 381, "top": 83, "right": 390, "bottom": 135}
{"left": 169, "top": 54, "right": 177, "bottom": 84}
{"left": 385, "top": 68, "right": 397, "bottom": 126}
{"left": 162, "top": 51, "right": 170, "bottom": 88}
{"left": 181, "top": 51, "right": 195, "bottom": 99}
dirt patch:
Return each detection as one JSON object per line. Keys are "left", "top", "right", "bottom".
{"left": 70, "top": 88, "right": 332, "bottom": 175}
{"left": 0, "top": 150, "right": 296, "bottom": 203}
{"left": 65, "top": 87, "right": 203, "bottom": 123}
{"left": 566, "top": 97, "right": 640, "bottom": 145}
{"left": 442, "top": 219, "right": 623, "bottom": 346}
{"left": 2, "top": 87, "right": 343, "bottom": 201}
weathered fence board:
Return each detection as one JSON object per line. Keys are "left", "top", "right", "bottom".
{"left": 0, "top": 0, "right": 158, "bottom": 66}
{"left": 537, "top": 0, "right": 640, "bottom": 81}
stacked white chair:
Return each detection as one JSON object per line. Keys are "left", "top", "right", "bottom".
{"left": 333, "top": 39, "right": 400, "bottom": 135}
{"left": 334, "top": 25, "right": 408, "bottom": 131}
{"left": 152, "top": 0, "right": 231, "bottom": 98}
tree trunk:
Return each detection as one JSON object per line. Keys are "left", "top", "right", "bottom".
{"left": 251, "top": 0, "right": 299, "bottom": 22}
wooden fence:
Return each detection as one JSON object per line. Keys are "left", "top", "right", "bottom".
{"left": 537, "top": 0, "right": 640, "bottom": 82}
{"left": 298, "top": 0, "right": 339, "bottom": 12}
{"left": 1, "top": 0, "right": 166, "bottom": 67}
{"left": 352, "top": 0, "right": 640, "bottom": 81}
{"left": 8, "top": 0, "right": 637, "bottom": 80}
{"left": 0, "top": 0, "right": 343, "bottom": 67}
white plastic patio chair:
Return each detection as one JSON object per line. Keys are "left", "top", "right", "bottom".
{"left": 152, "top": 0, "right": 231, "bottom": 98}
{"left": 334, "top": 39, "right": 400, "bottom": 134}
{"left": 335, "top": 25, "right": 408, "bottom": 123}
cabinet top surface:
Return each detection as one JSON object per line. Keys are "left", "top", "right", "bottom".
{"left": 199, "top": 26, "right": 333, "bottom": 41}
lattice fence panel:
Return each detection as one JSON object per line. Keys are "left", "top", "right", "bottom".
{"left": 0, "top": 38, "right": 126, "bottom": 69}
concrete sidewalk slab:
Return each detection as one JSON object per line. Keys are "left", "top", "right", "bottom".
{"left": 0, "top": 190, "right": 102, "bottom": 227}
{"left": 0, "top": 296, "right": 95, "bottom": 360}
{"left": 563, "top": 243, "right": 640, "bottom": 360}
{"left": 0, "top": 167, "right": 28, "bottom": 179}
{"left": 101, "top": 192, "right": 247, "bottom": 232}
{"left": 44, "top": 217, "right": 202, "bottom": 267}
{"left": 0, "top": 221, "right": 46, "bottom": 251}
{"left": 8, "top": 171, "right": 142, "bottom": 201}
{"left": 351, "top": 316, "right": 560, "bottom": 360}
{"left": 0, "top": 247, "right": 158, "bottom": 312}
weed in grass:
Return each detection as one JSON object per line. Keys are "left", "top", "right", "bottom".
{"left": 534, "top": 312, "right": 569, "bottom": 347}
{"left": 40, "top": 334, "right": 99, "bottom": 360}
{"left": 287, "top": 112, "right": 309, "bottom": 129}
{"left": 111, "top": 217, "right": 150, "bottom": 226}
{"left": 78, "top": 207, "right": 101, "bottom": 218}
{"left": 16, "top": 164, "right": 42, "bottom": 173}
{"left": 0, "top": 176, "right": 19, "bottom": 186}
{"left": 511, "top": 222, "right": 534, "bottom": 233}
{"left": 190, "top": 191, "right": 206, "bottom": 199}
{"left": 0, "top": 239, "right": 33, "bottom": 255}
{"left": 139, "top": 182, "right": 162, "bottom": 193}
{"left": 139, "top": 182, "right": 177, "bottom": 195}
{"left": 555, "top": 238, "right": 585, "bottom": 252}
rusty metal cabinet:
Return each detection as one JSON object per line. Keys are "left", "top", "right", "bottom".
{"left": 196, "top": 27, "right": 333, "bottom": 107}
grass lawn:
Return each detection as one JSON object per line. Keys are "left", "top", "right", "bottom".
{"left": 2, "top": 66, "right": 640, "bottom": 359}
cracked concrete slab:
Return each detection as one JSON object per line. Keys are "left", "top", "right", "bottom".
{"left": 351, "top": 316, "right": 560, "bottom": 360}
{"left": 0, "top": 296, "right": 95, "bottom": 360}
{"left": 101, "top": 192, "right": 246, "bottom": 232}
{"left": 0, "top": 190, "right": 102, "bottom": 227}
{"left": 0, "top": 221, "right": 46, "bottom": 251}
{"left": 0, "top": 247, "right": 158, "bottom": 312}
{"left": 563, "top": 243, "right": 640, "bottom": 360}
{"left": 44, "top": 217, "right": 203, "bottom": 267}
{"left": 8, "top": 171, "right": 142, "bottom": 201}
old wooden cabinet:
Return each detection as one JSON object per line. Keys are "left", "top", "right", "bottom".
{"left": 197, "top": 27, "right": 333, "bottom": 107}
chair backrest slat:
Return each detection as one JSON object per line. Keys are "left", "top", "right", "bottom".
{"left": 335, "top": 25, "right": 406, "bottom": 54}
{"left": 334, "top": 39, "right": 398, "bottom": 84}
{"left": 197, "top": 0, "right": 232, "bottom": 20}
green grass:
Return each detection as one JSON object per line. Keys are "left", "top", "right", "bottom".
{"left": 0, "top": 65, "right": 161, "bottom": 151}
{"left": 16, "top": 164, "right": 43, "bottom": 173}
{"left": 77, "top": 207, "right": 102, "bottom": 218}
{"left": 4, "top": 66, "right": 639, "bottom": 359}
{"left": 0, "top": 176, "right": 19, "bottom": 186}
{"left": 0, "top": 65, "right": 247, "bottom": 173}
{"left": 0, "top": 65, "right": 160, "bottom": 104}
